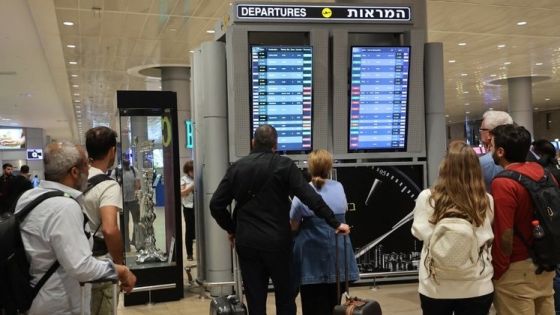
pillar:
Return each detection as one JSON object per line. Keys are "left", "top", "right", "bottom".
{"left": 424, "top": 42, "right": 447, "bottom": 186}
{"left": 508, "top": 77, "right": 534, "bottom": 136}
{"left": 161, "top": 66, "right": 192, "bottom": 167}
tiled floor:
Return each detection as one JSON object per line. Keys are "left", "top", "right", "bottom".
{"left": 119, "top": 210, "right": 423, "bottom": 314}
{"left": 118, "top": 277, "right": 422, "bottom": 314}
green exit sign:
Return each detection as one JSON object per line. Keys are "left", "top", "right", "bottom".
{"left": 185, "top": 120, "right": 193, "bottom": 149}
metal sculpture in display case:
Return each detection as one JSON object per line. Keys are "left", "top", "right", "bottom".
{"left": 136, "top": 140, "right": 167, "bottom": 263}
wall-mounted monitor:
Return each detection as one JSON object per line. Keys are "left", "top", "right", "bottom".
{"left": 0, "top": 128, "right": 26, "bottom": 150}
{"left": 348, "top": 46, "right": 410, "bottom": 152}
{"left": 250, "top": 46, "right": 313, "bottom": 154}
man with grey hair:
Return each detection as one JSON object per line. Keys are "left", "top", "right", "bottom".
{"left": 13, "top": 141, "right": 136, "bottom": 314}
{"left": 479, "top": 110, "right": 513, "bottom": 192}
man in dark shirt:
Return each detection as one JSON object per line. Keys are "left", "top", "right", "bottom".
{"left": 0, "top": 163, "right": 14, "bottom": 214}
{"left": 7, "top": 164, "right": 33, "bottom": 211}
{"left": 210, "top": 125, "right": 350, "bottom": 315}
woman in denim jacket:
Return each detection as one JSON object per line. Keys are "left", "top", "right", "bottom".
{"left": 290, "top": 149, "right": 359, "bottom": 315}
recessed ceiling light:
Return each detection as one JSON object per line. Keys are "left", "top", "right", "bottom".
{"left": 169, "top": 28, "right": 177, "bottom": 32}
{"left": 206, "top": 30, "right": 215, "bottom": 34}
{"left": 67, "top": 44, "right": 76, "bottom": 48}
{"left": 189, "top": 50, "right": 195, "bottom": 53}
{"left": 492, "top": 98, "right": 497, "bottom": 101}
{"left": 74, "top": 100, "right": 80, "bottom": 103}
{"left": 458, "top": 42, "right": 467, "bottom": 46}
{"left": 448, "top": 59, "right": 456, "bottom": 63}
{"left": 536, "top": 62, "right": 543, "bottom": 66}
{"left": 68, "top": 61, "right": 78, "bottom": 65}
{"left": 463, "top": 91, "right": 469, "bottom": 94}
{"left": 73, "top": 93, "right": 80, "bottom": 96}
{"left": 72, "top": 84, "right": 79, "bottom": 88}
{"left": 504, "top": 61, "right": 511, "bottom": 65}
{"left": 490, "top": 74, "right": 497, "bottom": 77}
{"left": 497, "top": 44, "right": 506, "bottom": 48}
{"left": 489, "top": 107, "right": 494, "bottom": 110}
{"left": 445, "top": 115, "right": 449, "bottom": 118}
{"left": 465, "top": 102, "right": 470, "bottom": 106}
{"left": 545, "top": 98, "right": 551, "bottom": 101}
{"left": 63, "top": 21, "right": 74, "bottom": 26}
{"left": 517, "top": 21, "right": 527, "bottom": 26}
{"left": 535, "top": 107, "right": 539, "bottom": 110}
{"left": 71, "top": 74, "right": 78, "bottom": 78}
{"left": 76, "top": 110, "right": 81, "bottom": 113}
{"left": 465, "top": 111, "right": 470, "bottom": 114}
{"left": 461, "top": 73, "right": 468, "bottom": 76}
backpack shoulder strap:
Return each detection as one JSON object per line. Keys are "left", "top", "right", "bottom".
{"left": 14, "top": 190, "right": 66, "bottom": 222}
{"left": 495, "top": 169, "right": 542, "bottom": 193}
{"left": 83, "top": 174, "right": 114, "bottom": 195}
{"left": 14, "top": 190, "right": 75, "bottom": 299}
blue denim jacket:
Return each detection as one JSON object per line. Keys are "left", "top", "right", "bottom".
{"left": 292, "top": 214, "right": 360, "bottom": 285}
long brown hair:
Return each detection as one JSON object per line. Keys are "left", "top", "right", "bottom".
{"left": 429, "top": 140, "right": 489, "bottom": 227}
{"left": 308, "top": 149, "right": 332, "bottom": 190}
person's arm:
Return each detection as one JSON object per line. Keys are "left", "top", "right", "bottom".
{"left": 209, "top": 167, "right": 235, "bottom": 234}
{"left": 287, "top": 163, "right": 348, "bottom": 234}
{"left": 46, "top": 199, "right": 117, "bottom": 282}
{"left": 100, "top": 205, "right": 124, "bottom": 264}
{"left": 180, "top": 181, "right": 194, "bottom": 197}
{"left": 98, "top": 183, "right": 124, "bottom": 264}
{"left": 491, "top": 178, "right": 517, "bottom": 280}
{"left": 411, "top": 190, "right": 433, "bottom": 242}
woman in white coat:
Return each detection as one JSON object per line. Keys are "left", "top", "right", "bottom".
{"left": 412, "top": 140, "right": 494, "bottom": 315}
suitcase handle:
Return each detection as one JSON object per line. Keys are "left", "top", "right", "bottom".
{"left": 335, "top": 234, "right": 350, "bottom": 302}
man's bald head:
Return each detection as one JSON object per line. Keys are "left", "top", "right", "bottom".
{"left": 253, "top": 125, "right": 278, "bottom": 151}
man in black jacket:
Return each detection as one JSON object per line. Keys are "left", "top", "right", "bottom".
{"left": 7, "top": 165, "right": 33, "bottom": 211}
{"left": 0, "top": 163, "right": 14, "bottom": 214}
{"left": 210, "top": 125, "right": 350, "bottom": 315}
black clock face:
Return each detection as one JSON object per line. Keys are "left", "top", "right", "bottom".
{"left": 335, "top": 165, "right": 424, "bottom": 273}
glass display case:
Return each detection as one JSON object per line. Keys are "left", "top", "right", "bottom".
{"left": 116, "top": 91, "right": 183, "bottom": 305}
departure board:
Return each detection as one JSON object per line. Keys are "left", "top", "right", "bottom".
{"left": 349, "top": 47, "right": 410, "bottom": 152}
{"left": 250, "top": 46, "right": 313, "bottom": 153}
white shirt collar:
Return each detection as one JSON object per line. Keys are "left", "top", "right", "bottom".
{"left": 39, "top": 180, "right": 83, "bottom": 200}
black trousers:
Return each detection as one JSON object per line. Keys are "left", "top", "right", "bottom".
{"left": 123, "top": 200, "right": 139, "bottom": 250}
{"left": 419, "top": 292, "right": 493, "bottom": 315}
{"left": 300, "top": 283, "right": 339, "bottom": 315}
{"left": 236, "top": 245, "right": 296, "bottom": 315}
{"left": 182, "top": 206, "right": 195, "bottom": 257}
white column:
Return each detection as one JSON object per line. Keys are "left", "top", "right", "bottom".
{"left": 424, "top": 42, "right": 447, "bottom": 186}
{"left": 508, "top": 77, "right": 534, "bottom": 136}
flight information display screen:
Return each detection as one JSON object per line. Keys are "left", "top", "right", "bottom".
{"left": 349, "top": 46, "right": 410, "bottom": 152}
{"left": 250, "top": 46, "right": 313, "bottom": 153}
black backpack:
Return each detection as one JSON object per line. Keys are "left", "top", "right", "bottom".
{"left": 0, "top": 191, "right": 69, "bottom": 314}
{"left": 496, "top": 169, "right": 560, "bottom": 272}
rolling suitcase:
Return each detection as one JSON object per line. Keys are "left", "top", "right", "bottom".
{"left": 80, "top": 278, "right": 119, "bottom": 315}
{"left": 209, "top": 250, "right": 247, "bottom": 315}
{"left": 332, "top": 235, "right": 382, "bottom": 315}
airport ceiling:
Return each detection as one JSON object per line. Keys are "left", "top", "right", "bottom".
{"left": 1, "top": 0, "right": 560, "bottom": 142}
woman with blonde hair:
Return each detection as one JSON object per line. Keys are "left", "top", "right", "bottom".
{"left": 290, "top": 149, "right": 359, "bottom": 315}
{"left": 412, "top": 140, "right": 494, "bottom": 315}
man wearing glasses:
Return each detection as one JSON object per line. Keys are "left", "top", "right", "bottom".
{"left": 479, "top": 110, "right": 513, "bottom": 192}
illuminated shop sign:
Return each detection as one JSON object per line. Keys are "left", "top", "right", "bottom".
{"left": 236, "top": 4, "right": 411, "bottom": 23}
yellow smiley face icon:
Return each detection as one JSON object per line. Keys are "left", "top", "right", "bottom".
{"left": 322, "top": 7, "right": 332, "bottom": 18}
